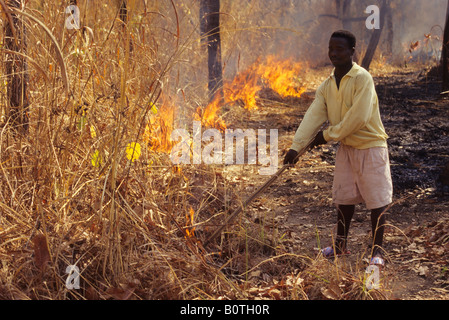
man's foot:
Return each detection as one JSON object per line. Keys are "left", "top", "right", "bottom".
{"left": 321, "top": 246, "right": 350, "bottom": 259}
{"left": 369, "top": 255, "right": 385, "bottom": 269}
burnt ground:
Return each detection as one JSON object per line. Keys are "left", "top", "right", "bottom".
{"left": 217, "top": 64, "right": 449, "bottom": 300}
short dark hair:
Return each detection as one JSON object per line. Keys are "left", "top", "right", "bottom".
{"left": 331, "top": 30, "right": 356, "bottom": 49}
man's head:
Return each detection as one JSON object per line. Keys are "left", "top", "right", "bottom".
{"left": 329, "top": 30, "right": 356, "bottom": 68}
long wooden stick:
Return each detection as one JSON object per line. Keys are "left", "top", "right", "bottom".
{"left": 203, "top": 137, "right": 316, "bottom": 246}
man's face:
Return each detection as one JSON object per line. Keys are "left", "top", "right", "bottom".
{"left": 328, "top": 37, "right": 354, "bottom": 68}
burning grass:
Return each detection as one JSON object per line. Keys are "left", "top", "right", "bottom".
{"left": 0, "top": 1, "right": 393, "bottom": 301}
{"left": 223, "top": 55, "right": 307, "bottom": 110}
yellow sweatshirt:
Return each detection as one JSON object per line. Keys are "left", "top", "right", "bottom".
{"left": 290, "top": 62, "right": 388, "bottom": 152}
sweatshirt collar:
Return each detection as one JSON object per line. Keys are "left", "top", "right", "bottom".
{"left": 330, "top": 62, "right": 359, "bottom": 79}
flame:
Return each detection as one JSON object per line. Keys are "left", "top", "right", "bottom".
{"left": 195, "top": 55, "right": 306, "bottom": 125}
{"left": 194, "top": 96, "right": 227, "bottom": 131}
{"left": 143, "top": 97, "right": 175, "bottom": 153}
{"left": 261, "top": 55, "right": 307, "bottom": 99}
{"left": 225, "top": 64, "right": 261, "bottom": 110}
{"left": 185, "top": 207, "right": 195, "bottom": 238}
{"left": 144, "top": 55, "right": 306, "bottom": 154}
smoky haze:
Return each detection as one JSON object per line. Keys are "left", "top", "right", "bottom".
{"left": 124, "top": 0, "right": 447, "bottom": 127}
{"left": 220, "top": 0, "right": 447, "bottom": 73}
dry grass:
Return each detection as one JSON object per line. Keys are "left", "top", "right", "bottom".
{"left": 0, "top": 1, "right": 396, "bottom": 300}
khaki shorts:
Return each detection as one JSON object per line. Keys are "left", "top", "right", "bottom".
{"left": 332, "top": 144, "right": 393, "bottom": 210}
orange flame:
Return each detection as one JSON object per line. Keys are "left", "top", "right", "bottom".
{"left": 185, "top": 207, "right": 195, "bottom": 238}
{"left": 144, "top": 98, "right": 175, "bottom": 153}
{"left": 225, "top": 65, "right": 261, "bottom": 110}
{"left": 144, "top": 56, "right": 306, "bottom": 154}
{"left": 224, "top": 55, "right": 306, "bottom": 110}
{"left": 261, "top": 55, "right": 306, "bottom": 98}
{"left": 194, "top": 96, "right": 227, "bottom": 131}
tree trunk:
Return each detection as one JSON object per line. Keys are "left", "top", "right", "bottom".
{"left": 118, "top": 0, "right": 134, "bottom": 52}
{"left": 200, "top": 0, "right": 223, "bottom": 102}
{"left": 361, "top": 0, "right": 387, "bottom": 71}
{"left": 119, "top": 0, "right": 127, "bottom": 25}
{"left": 338, "top": 0, "right": 352, "bottom": 30}
{"left": 4, "top": 0, "right": 29, "bottom": 134}
{"left": 442, "top": 0, "right": 449, "bottom": 92}
{"left": 384, "top": 3, "right": 393, "bottom": 58}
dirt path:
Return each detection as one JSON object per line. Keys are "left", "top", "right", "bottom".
{"left": 220, "top": 64, "right": 449, "bottom": 300}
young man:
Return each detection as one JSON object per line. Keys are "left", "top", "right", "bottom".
{"left": 284, "top": 30, "right": 393, "bottom": 267}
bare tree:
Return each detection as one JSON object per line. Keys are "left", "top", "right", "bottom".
{"left": 200, "top": 0, "right": 223, "bottom": 102}
{"left": 4, "top": 0, "right": 29, "bottom": 133}
{"left": 337, "top": 0, "right": 353, "bottom": 30}
{"left": 361, "top": 0, "right": 387, "bottom": 71}
{"left": 320, "top": 0, "right": 364, "bottom": 30}
{"left": 117, "top": 0, "right": 134, "bottom": 52}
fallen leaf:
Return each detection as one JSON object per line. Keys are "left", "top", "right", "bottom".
{"left": 268, "top": 288, "right": 282, "bottom": 300}
{"left": 247, "top": 287, "right": 260, "bottom": 296}
{"left": 408, "top": 242, "right": 426, "bottom": 254}
{"left": 33, "top": 234, "right": 50, "bottom": 271}
{"left": 416, "top": 265, "right": 429, "bottom": 277}
{"left": 321, "top": 281, "right": 342, "bottom": 300}
{"left": 85, "top": 285, "right": 100, "bottom": 300}
{"left": 321, "top": 287, "right": 340, "bottom": 300}
{"left": 431, "top": 247, "right": 445, "bottom": 257}
{"left": 105, "top": 285, "right": 136, "bottom": 300}
{"left": 249, "top": 270, "right": 261, "bottom": 279}
{"left": 286, "top": 274, "right": 304, "bottom": 287}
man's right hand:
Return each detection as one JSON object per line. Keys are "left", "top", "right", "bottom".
{"left": 310, "top": 131, "right": 327, "bottom": 149}
{"left": 283, "top": 149, "right": 299, "bottom": 165}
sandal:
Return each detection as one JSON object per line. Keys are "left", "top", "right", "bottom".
{"left": 321, "top": 246, "right": 350, "bottom": 259}
{"left": 369, "top": 256, "right": 385, "bottom": 269}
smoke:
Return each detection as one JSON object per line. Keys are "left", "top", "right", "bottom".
{"left": 219, "top": 0, "right": 448, "bottom": 70}
{"left": 128, "top": 0, "right": 447, "bottom": 128}
{"left": 390, "top": 0, "right": 446, "bottom": 63}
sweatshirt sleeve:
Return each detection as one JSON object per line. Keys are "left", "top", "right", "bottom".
{"left": 290, "top": 83, "right": 328, "bottom": 152}
{"left": 323, "top": 73, "right": 375, "bottom": 143}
